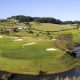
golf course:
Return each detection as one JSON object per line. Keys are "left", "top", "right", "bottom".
{"left": 0, "top": 1, "right": 80, "bottom": 80}
{"left": 0, "top": 21, "right": 79, "bottom": 75}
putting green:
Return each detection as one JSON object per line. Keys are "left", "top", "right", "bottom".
{"left": 0, "top": 36, "right": 75, "bottom": 74}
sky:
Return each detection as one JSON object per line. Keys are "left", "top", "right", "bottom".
{"left": 0, "top": 0, "right": 80, "bottom": 21}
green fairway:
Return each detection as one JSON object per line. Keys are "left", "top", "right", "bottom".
{"left": 0, "top": 36, "right": 75, "bottom": 74}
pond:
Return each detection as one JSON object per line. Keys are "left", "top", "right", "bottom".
{"left": 72, "top": 45, "right": 80, "bottom": 57}
{"left": 0, "top": 46, "right": 80, "bottom": 80}
{"left": 0, "top": 66, "right": 80, "bottom": 80}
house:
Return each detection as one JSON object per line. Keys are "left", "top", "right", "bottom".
{"left": 14, "top": 26, "right": 27, "bottom": 30}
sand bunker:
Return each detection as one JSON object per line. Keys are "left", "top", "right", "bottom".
{"left": 0, "top": 36, "right": 3, "bottom": 38}
{"left": 46, "top": 48, "right": 57, "bottom": 51}
{"left": 12, "top": 37, "right": 18, "bottom": 39}
{"left": 52, "top": 39, "right": 56, "bottom": 41}
{"left": 13, "top": 39, "right": 22, "bottom": 41}
{"left": 23, "top": 42, "right": 36, "bottom": 46}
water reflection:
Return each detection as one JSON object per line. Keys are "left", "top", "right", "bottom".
{"left": 0, "top": 66, "right": 79, "bottom": 80}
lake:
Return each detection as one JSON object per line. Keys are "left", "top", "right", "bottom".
{"left": 0, "top": 66, "right": 80, "bottom": 80}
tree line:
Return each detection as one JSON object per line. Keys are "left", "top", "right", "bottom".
{"left": 1, "top": 15, "right": 80, "bottom": 24}
{"left": 7, "top": 15, "right": 62, "bottom": 24}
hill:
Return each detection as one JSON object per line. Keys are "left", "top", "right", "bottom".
{"left": 31, "top": 22, "right": 76, "bottom": 31}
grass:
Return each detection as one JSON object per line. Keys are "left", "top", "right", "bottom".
{"left": 31, "top": 22, "right": 76, "bottom": 31}
{"left": 0, "top": 36, "right": 75, "bottom": 75}
{"left": 0, "top": 22, "right": 25, "bottom": 28}
{"left": 0, "top": 22, "right": 79, "bottom": 75}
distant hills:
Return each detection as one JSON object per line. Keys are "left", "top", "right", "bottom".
{"left": 0, "top": 15, "right": 80, "bottom": 24}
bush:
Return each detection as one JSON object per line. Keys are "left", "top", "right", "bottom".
{"left": 1, "top": 29, "right": 10, "bottom": 35}
{"left": 28, "top": 30, "right": 34, "bottom": 34}
{"left": 54, "top": 33, "right": 74, "bottom": 51}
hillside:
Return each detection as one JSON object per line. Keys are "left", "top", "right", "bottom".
{"left": 31, "top": 22, "right": 76, "bottom": 31}
{"left": 0, "top": 21, "right": 79, "bottom": 75}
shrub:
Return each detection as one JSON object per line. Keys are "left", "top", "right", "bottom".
{"left": 54, "top": 33, "right": 74, "bottom": 51}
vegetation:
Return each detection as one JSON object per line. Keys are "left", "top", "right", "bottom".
{"left": 31, "top": 22, "right": 76, "bottom": 31}
{"left": 0, "top": 17, "right": 79, "bottom": 75}
{"left": 54, "top": 33, "right": 74, "bottom": 51}
{"left": 7, "top": 15, "right": 80, "bottom": 24}
{"left": 0, "top": 36, "right": 75, "bottom": 74}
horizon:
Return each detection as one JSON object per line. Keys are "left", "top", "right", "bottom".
{"left": 0, "top": 0, "right": 80, "bottom": 21}
{"left": 1, "top": 15, "right": 80, "bottom": 22}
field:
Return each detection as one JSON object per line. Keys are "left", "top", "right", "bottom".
{"left": 0, "top": 22, "right": 79, "bottom": 75}
{"left": 31, "top": 22, "right": 76, "bottom": 31}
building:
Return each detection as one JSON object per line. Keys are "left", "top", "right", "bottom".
{"left": 14, "top": 26, "right": 27, "bottom": 30}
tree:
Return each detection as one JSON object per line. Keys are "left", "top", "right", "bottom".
{"left": 28, "top": 30, "right": 34, "bottom": 34}
{"left": 8, "top": 15, "right": 33, "bottom": 22}
{"left": 1, "top": 28, "right": 10, "bottom": 35}
{"left": 24, "top": 22, "right": 32, "bottom": 29}
{"left": 76, "top": 24, "right": 80, "bottom": 29}
{"left": 8, "top": 15, "right": 80, "bottom": 24}
{"left": 8, "top": 15, "right": 63, "bottom": 24}
{"left": 33, "top": 17, "right": 41, "bottom": 24}
{"left": 13, "top": 27, "right": 19, "bottom": 32}
{"left": 46, "top": 31, "right": 53, "bottom": 39}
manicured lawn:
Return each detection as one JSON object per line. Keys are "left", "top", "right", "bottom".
{"left": 0, "top": 36, "right": 75, "bottom": 75}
